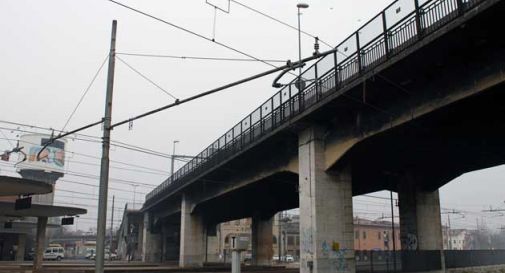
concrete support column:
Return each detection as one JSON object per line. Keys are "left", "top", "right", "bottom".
{"left": 179, "top": 193, "right": 205, "bottom": 267}
{"left": 398, "top": 178, "right": 444, "bottom": 271}
{"left": 16, "top": 233, "right": 26, "bottom": 262}
{"left": 298, "top": 126, "right": 355, "bottom": 273}
{"left": 142, "top": 213, "right": 162, "bottom": 262}
{"left": 34, "top": 216, "right": 48, "bottom": 271}
{"left": 251, "top": 214, "right": 274, "bottom": 266}
{"left": 398, "top": 182, "right": 444, "bottom": 250}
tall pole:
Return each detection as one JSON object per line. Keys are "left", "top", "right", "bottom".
{"left": 296, "top": 3, "right": 308, "bottom": 92}
{"left": 447, "top": 214, "right": 452, "bottom": 250}
{"left": 132, "top": 185, "right": 137, "bottom": 209}
{"left": 96, "top": 20, "right": 117, "bottom": 273}
{"left": 109, "top": 195, "right": 115, "bottom": 261}
{"left": 170, "top": 140, "right": 179, "bottom": 177}
{"left": 297, "top": 7, "right": 303, "bottom": 79}
{"left": 390, "top": 191, "right": 397, "bottom": 273}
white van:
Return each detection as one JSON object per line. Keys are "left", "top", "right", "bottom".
{"left": 43, "top": 246, "right": 64, "bottom": 261}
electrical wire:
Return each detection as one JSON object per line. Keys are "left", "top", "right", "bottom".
{"left": 0, "top": 129, "right": 173, "bottom": 174}
{"left": 0, "top": 163, "right": 151, "bottom": 194}
{"left": 0, "top": 146, "right": 159, "bottom": 189}
{"left": 107, "top": 0, "right": 285, "bottom": 71}
{"left": 116, "top": 56, "right": 178, "bottom": 100}
{"left": 61, "top": 55, "right": 109, "bottom": 132}
{"left": 0, "top": 129, "right": 14, "bottom": 148}
{"left": 67, "top": 159, "right": 168, "bottom": 176}
{"left": 229, "top": 0, "right": 334, "bottom": 48}
{"left": 116, "top": 52, "right": 286, "bottom": 63}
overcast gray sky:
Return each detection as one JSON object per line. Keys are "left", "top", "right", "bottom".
{"left": 0, "top": 0, "right": 503, "bottom": 232}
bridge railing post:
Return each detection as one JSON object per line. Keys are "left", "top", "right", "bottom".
{"left": 314, "top": 63, "right": 320, "bottom": 99}
{"left": 382, "top": 11, "right": 390, "bottom": 58}
{"left": 414, "top": 0, "right": 424, "bottom": 38}
{"left": 333, "top": 52, "right": 339, "bottom": 87}
{"left": 456, "top": 0, "right": 465, "bottom": 15}
{"left": 356, "top": 32, "right": 362, "bottom": 73}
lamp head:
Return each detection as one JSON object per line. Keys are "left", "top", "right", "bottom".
{"left": 297, "top": 3, "right": 309, "bottom": 9}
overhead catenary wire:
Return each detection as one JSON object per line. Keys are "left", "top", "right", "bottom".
{"left": 109, "top": 48, "right": 331, "bottom": 130}
{"left": 0, "top": 125, "right": 175, "bottom": 173}
{"left": 61, "top": 55, "right": 109, "bottom": 132}
{"left": 229, "top": 0, "right": 334, "bottom": 49}
{"left": 0, "top": 129, "right": 14, "bottom": 148}
{"left": 107, "top": 0, "right": 285, "bottom": 71}
{"left": 116, "top": 52, "right": 286, "bottom": 63}
{"left": 0, "top": 162, "right": 155, "bottom": 191}
{"left": 116, "top": 56, "right": 178, "bottom": 100}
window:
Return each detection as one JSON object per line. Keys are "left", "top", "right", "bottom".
{"left": 378, "top": 232, "right": 381, "bottom": 240}
{"left": 355, "top": 231, "right": 359, "bottom": 239}
{"left": 363, "top": 231, "right": 367, "bottom": 239}
{"left": 288, "top": 236, "right": 295, "bottom": 246}
{"left": 273, "top": 236, "right": 277, "bottom": 244}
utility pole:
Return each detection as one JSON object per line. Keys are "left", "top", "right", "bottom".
{"left": 132, "top": 185, "right": 138, "bottom": 209}
{"left": 109, "top": 195, "right": 115, "bottom": 261}
{"left": 447, "top": 213, "right": 452, "bottom": 250}
{"left": 171, "top": 140, "right": 179, "bottom": 177}
{"left": 390, "top": 191, "right": 397, "bottom": 273}
{"left": 96, "top": 20, "right": 117, "bottom": 273}
{"left": 278, "top": 212, "right": 282, "bottom": 262}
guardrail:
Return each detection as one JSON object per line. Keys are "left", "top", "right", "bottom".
{"left": 145, "top": 0, "right": 486, "bottom": 204}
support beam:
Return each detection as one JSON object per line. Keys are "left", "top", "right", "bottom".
{"left": 16, "top": 233, "right": 26, "bottom": 262}
{"left": 33, "top": 216, "right": 48, "bottom": 271}
{"left": 298, "top": 126, "right": 355, "bottom": 273}
{"left": 179, "top": 194, "right": 205, "bottom": 267}
{"left": 251, "top": 214, "right": 274, "bottom": 266}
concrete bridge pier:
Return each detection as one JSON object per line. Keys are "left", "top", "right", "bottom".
{"left": 298, "top": 127, "right": 355, "bottom": 273}
{"left": 142, "top": 212, "right": 162, "bottom": 262}
{"left": 251, "top": 213, "right": 274, "bottom": 266}
{"left": 179, "top": 194, "right": 206, "bottom": 267}
{"left": 161, "top": 220, "right": 180, "bottom": 262}
{"left": 398, "top": 177, "right": 445, "bottom": 270}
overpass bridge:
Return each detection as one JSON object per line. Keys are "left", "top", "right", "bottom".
{"left": 138, "top": 0, "right": 505, "bottom": 272}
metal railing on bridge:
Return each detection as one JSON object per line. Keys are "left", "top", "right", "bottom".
{"left": 145, "top": 0, "right": 487, "bottom": 204}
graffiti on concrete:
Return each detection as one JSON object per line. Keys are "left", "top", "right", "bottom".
{"left": 301, "top": 228, "right": 314, "bottom": 254}
{"left": 321, "top": 241, "right": 350, "bottom": 273}
{"left": 405, "top": 233, "right": 418, "bottom": 250}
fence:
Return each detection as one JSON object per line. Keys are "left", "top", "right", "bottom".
{"left": 356, "top": 250, "right": 442, "bottom": 273}
{"left": 356, "top": 250, "right": 505, "bottom": 273}
{"left": 445, "top": 250, "right": 505, "bottom": 268}
{"left": 145, "top": 0, "right": 488, "bottom": 205}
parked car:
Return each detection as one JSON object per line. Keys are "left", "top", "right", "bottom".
{"left": 105, "top": 252, "right": 118, "bottom": 260}
{"left": 43, "top": 246, "right": 64, "bottom": 261}
{"left": 285, "top": 255, "right": 295, "bottom": 262}
{"left": 90, "top": 252, "right": 118, "bottom": 260}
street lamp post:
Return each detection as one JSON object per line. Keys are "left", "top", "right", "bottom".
{"left": 297, "top": 3, "right": 309, "bottom": 90}
{"left": 171, "top": 140, "right": 179, "bottom": 177}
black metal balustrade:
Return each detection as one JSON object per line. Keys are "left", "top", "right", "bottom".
{"left": 145, "top": 0, "right": 487, "bottom": 204}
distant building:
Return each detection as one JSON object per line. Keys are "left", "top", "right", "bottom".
{"left": 443, "top": 229, "right": 472, "bottom": 250}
